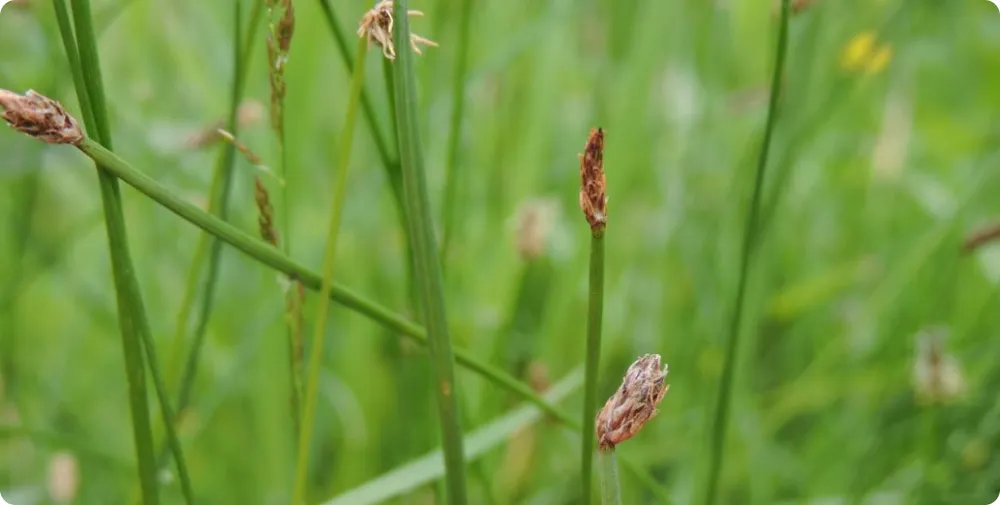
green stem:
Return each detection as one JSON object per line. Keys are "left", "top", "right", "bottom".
{"left": 56, "top": 0, "right": 160, "bottom": 502}
{"left": 702, "top": 2, "right": 790, "bottom": 505}
{"left": 290, "top": 36, "right": 370, "bottom": 505}
{"left": 172, "top": 0, "right": 263, "bottom": 417}
{"left": 167, "top": 0, "right": 264, "bottom": 385}
{"left": 316, "top": 0, "right": 415, "bottom": 307}
{"left": 439, "top": 0, "right": 474, "bottom": 263}
{"left": 69, "top": 139, "right": 672, "bottom": 500}
{"left": 581, "top": 233, "right": 606, "bottom": 504}
{"left": 599, "top": 449, "right": 622, "bottom": 505}
{"left": 391, "top": 1, "right": 467, "bottom": 502}
{"left": 315, "top": 0, "right": 405, "bottom": 230}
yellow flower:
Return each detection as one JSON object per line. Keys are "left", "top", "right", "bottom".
{"left": 840, "top": 30, "right": 892, "bottom": 74}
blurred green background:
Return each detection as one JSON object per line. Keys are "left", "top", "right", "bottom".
{"left": 2, "top": 0, "right": 1000, "bottom": 503}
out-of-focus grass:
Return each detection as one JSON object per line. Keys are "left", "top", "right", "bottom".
{"left": 3, "top": 0, "right": 1000, "bottom": 504}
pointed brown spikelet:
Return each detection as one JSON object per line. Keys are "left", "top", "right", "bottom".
{"left": 254, "top": 176, "right": 279, "bottom": 247}
{"left": 579, "top": 127, "right": 607, "bottom": 234}
{"left": 596, "top": 354, "right": 669, "bottom": 451}
{"left": 0, "top": 89, "right": 83, "bottom": 145}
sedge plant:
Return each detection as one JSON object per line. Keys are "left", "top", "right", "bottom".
{"left": 289, "top": 17, "right": 369, "bottom": 505}
{"left": 48, "top": 0, "right": 193, "bottom": 502}
{"left": 383, "top": 0, "right": 468, "bottom": 502}
{"left": 0, "top": 87, "right": 671, "bottom": 499}
{"left": 579, "top": 127, "right": 607, "bottom": 504}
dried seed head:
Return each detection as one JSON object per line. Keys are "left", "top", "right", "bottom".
{"left": 0, "top": 89, "right": 83, "bottom": 145}
{"left": 579, "top": 127, "right": 607, "bottom": 234}
{"left": 254, "top": 176, "right": 279, "bottom": 247}
{"left": 266, "top": 0, "right": 295, "bottom": 136}
{"left": 358, "top": 0, "right": 438, "bottom": 60}
{"left": 596, "top": 354, "right": 669, "bottom": 451}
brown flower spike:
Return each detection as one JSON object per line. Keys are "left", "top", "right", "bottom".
{"left": 358, "top": 0, "right": 438, "bottom": 60}
{"left": 579, "top": 127, "right": 607, "bottom": 234}
{"left": 596, "top": 354, "right": 669, "bottom": 451}
{"left": 0, "top": 89, "right": 83, "bottom": 145}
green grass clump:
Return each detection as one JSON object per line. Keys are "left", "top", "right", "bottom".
{"left": 4, "top": 0, "right": 1000, "bottom": 503}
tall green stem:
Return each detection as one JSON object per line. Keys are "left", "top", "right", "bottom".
{"left": 702, "top": 2, "right": 790, "bottom": 505}
{"left": 54, "top": 0, "right": 161, "bottom": 502}
{"left": 391, "top": 1, "right": 467, "bottom": 502}
{"left": 599, "top": 449, "right": 622, "bottom": 505}
{"left": 439, "top": 0, "right": 474, "bottom": 263}
{"left": 290, "top": 36, "right": 369, "bottom": 505}
{"left": 170, "top": 0, "right": 264, "bottom": 415}
{"left": 582, "top": 233, "right": 605, "bottom": 504}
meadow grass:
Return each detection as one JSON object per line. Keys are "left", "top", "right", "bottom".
{"left": 3, "top": 0, "right": 1000, "bottom": 504}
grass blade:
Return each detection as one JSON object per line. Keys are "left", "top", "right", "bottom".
{"left": 321, "top": 368, "right": 583, "bottom": 505}
{"left": 390, "top": 0, "right": 468, "bottom": 502}
{"left": 701, "top": 1, "right": 791, "bottom": 504}
{"left": 290, "top": 35, "right": 370, "bottom": 505}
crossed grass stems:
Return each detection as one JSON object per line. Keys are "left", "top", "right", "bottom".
{"left": 4, "top": 0, "right": 804, "bottom": 503}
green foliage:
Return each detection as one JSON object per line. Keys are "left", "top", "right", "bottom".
{"left": 3, "top": 0, "right": 1000, "bottom": 504}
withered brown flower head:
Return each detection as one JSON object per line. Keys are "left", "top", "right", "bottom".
{"left": 579, "top": 127, "right": 607, "bottom": 234}
{"left": 596, "top": 354, "right": 669, "bottom": 451}
{"left": 358, "top": 0, "right": 438, "bottom": 60}
{"left": 0, "top": 89, "right": 83, "bottom": 145}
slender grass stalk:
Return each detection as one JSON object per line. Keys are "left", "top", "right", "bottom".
{"left": 391, "top": 1, "right": 467, "bottom": 502}
{"left": 579, "top": 126, "right": 607, "bottom": 505}
{"left": 702, "top": 2, "right": 790, "bottom": 505}
{"left": 315, "top": 0, "right": 402, "bottom": 198}
{"left": 62, "top": 137, "right": 670, "bottom": 500}
{"left": 599, "top": 448, "right": 622, "bottom": 505}
{"left": 169, "top": 0, "right": 264, "bottom": 416}
{"left": 263, "top": 0, "right": 304, "bottom": 442}
{"left": 582, "top": 233, "right": 605, "bottom": 503}
{"left": 316, "top": 0, "right": 416, "bottom": 309}
{"left": 136, "top": 312, "right": 196, "bottom": 504}
{"left": 289, "top": 36, "right": 370, "bottom": 505}
{"left": 53, "top": 0, "right": 159, "bottom": 502}
{"left": 439, "top": 0, "right": 474, "bottom": 263}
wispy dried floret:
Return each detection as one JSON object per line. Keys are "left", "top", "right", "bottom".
{"left": 358, "top": 0, "right": 438, "bottom": 60}
{"left": 596, "top": 354, "right": 669, "bottom": 451}
{"left": 578, "top": 127, "right": 607, "bottom": 234}
{"left": 0, "top": 89, "right": 83, "bottom": 145}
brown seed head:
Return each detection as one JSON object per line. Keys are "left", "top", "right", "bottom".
{"left": 358, "top": 0, "right": 438, "bottom": 60}
{"left": 254, "top": 176, "right": 279, "bottom": 247}
{"left": 0, "top": 89, "right": 83, "bottom": 145}
{"left": 596, "top": 353, "right": 669, "bottom": 451}
{"left": 579, "top": 127, "right": 607, "bottom": 234}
